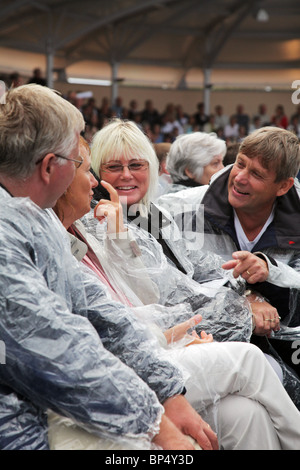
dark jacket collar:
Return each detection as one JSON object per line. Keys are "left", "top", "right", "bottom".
{"left": 202, "top": 166, "right": 300, "bottom": 250}
{"left": 174, "top": 177, "right": 202, "bottom": 188}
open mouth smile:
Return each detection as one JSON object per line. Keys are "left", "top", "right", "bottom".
{"left": 116, "top": 186, "right": 137, "bottom": 191}
{"left": 233, "top": 185, "right": 250, "bottom": 196}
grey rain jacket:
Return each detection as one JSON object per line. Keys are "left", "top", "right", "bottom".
{"left": 0, "top": 192, "right": 185, "bottom": 450}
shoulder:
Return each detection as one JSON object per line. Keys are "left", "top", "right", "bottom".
{"left": 157, "top": 185, "right": 208, "bottom": 206}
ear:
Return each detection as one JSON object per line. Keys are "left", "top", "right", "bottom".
{"left": 160, "top": 161, "right": 170, "bottom": 175}
{"left": 184, "top": 168, "right": 194, "bottom": 180}
{"left": 276, "top": 177, "right": 294, "bottom": 197}
{"left": 38, "top": 153, "right": 56, "bottom": 185}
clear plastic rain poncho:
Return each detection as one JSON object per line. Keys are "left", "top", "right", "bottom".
{"left": 0, "top": 195, "right": 190, "bottom": 450}
{"left": 82, "top": 199, "right": 300, "bottom": 409}
{"left": 81, "top": 206, "right": 252, "bottom": 344}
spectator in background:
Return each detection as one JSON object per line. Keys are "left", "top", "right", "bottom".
{"left": 288, "top": 115, "right": 300, "bottom": 138}
{"left": 82, "top": 98, "right": 100, "bottom": 128}
{"left": 111, "top": 96, "right": 124, "bottom": 118}
{"left": 249, "top": 116, "right": 262, "bottom": 134}
{"left": 214, "top": 105, "right": 229, "bottom": 131}
{"left": 224, "top": 115, "right": 239, "bottom": 140}
{"left": 150, "top": 123, "right": 164, "bottom": 143}
{"left": 203, "top": 114, "right": 217, "bottom": 134}
{"left": 193, "top": 102, "right": 209, "bottom": 130}
{"left": 234, "top": 105, "right": 249, "bottom": 134}
{"left": 176, "top": 104, "right": 190, "bottom": 130}
{"left": 272, "top": 105, "right": 289, "bottom": 129}
{"left": 153, "top": 142, "right": 172, "bottom": 197}
{"left": 290, "top": 104, "right": 300, "bottom": 124}
{"left": 160, "top": 110, "right": 183, "bottom": 140}
{"left": 128, "top": 99, "right": 139, "bottom": 121}
{"left": 257, "top": 104, "right": 270, "bottom": 126}
{"left": 98, "top": 97, "right": 112, "bottom": 127}
{"left": 184, "top": 115, "right": 200, "bottom": 134}
{"left": 165, "top": 131, "right": 225, "bottom": 192}
{"left": 27, "top": 67, "right": 47, "bottom": 86}
{"left": 141, "top": 99, "right": 160, "bottom": 127}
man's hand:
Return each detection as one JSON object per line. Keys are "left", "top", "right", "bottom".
{"left": 152, "top": 414, "right": 196, "bottom": 450}
{"left": 162, "top": 395, "right": 219, "bottom": 450}
{"left": 222, "top": 251, "right": 269, "bottom": 283}
{"left": 249, "top": 297, "right": 281, "bottom": 337}
{"left": 163, "top": 314, "right": 213, "bottom": 346}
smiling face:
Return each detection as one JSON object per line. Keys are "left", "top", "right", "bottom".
{"left": 228, "top": 153, "right": 293, "bottom": 219}
{"left": 100, "top": 157, "right": 150, "bottom": 208}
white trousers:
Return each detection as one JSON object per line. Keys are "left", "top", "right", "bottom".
{"left": 168, "top": 341, "right": 300, "bottom": 450}
{"left": 48, "top": 341, "right": 300, "bottom": 450}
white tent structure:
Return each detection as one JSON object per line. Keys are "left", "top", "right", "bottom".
{"left": 0, "top": 0, "right": 300, "bottom": 113}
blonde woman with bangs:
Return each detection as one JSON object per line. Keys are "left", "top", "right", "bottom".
{"left": 91, "top": 118, "right": 159, "bottom": 218}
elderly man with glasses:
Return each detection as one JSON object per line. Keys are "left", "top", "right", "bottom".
{"left": 0, "top": 84, "right": 217, "bottom": 450}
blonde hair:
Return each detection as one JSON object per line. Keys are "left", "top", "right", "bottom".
{"left": 91, "top": 119, "right": 159, "bottom": 214}
{"left": 0, "top": 84, "right": 85, "bottom": 178}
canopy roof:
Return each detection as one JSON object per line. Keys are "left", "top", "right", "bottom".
{"left": 1, "top": 0, "right": 299, "bottom": 91}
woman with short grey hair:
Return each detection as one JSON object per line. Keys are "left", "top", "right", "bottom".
{"left": 166, "top": 132, "right": 226, "bottom": 192}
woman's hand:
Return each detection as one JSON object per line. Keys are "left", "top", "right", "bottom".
{"left": 164, "top": 314, "right": 213, "bottom": 346}
{"left": 94, "top": 181, "right": 127, "bottom": 234}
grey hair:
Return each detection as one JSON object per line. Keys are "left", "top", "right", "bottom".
{"left": 239, "top": 126, "right": 300, "bottom": 182}
{"left": 0, "top": 84, "right": 85, "bottom": 178}
{"left": 91, "top": 118, "right": 159, "bottom": 215}
{"left": 166, "top": 132, "right": 226, "bottom": 183}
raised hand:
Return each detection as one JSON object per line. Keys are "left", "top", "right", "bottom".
{"left": 94, "top": 180, "right": 127, "bottom": 234}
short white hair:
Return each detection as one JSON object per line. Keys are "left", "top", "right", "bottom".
{"left": 91, "top": 119, "right": 159, "bottom": 214}
{"left": 166, "top": 132, "right": 226, "bottom": 183}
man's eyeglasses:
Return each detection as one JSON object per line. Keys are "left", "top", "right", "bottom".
{"left": 101, "top": 161, "right": 149, "bottom": 174}
{"left": 35, "top": 154, "right": 84, "bottom": 169}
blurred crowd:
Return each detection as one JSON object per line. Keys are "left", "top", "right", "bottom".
{"left": 3, "top": 69, "right": 300, "bottom": 147}
{"left": 63, "top": 92, "right": 300, "bottom": 146}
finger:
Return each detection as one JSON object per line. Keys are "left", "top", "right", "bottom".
{"left": 231, "top": 251, "right": 252, "bottom": 261}
{"left": 94, "top": 199, "right": 111, "bottom": 219}
{"left": 200, "top": 331, "right": 213, "bottom": 342}
{"left": 94, "top": 203, "right": 111, "bottom": 220}
{"left": 188, "top": 314, "right": 203, "bottom": 328}
{"left": 194, "top": 425, "right": 219, "bottom": 451}
{"left": 269, "top": 315, "right": 281, "bottom": 331}
{"left": 175, "top": 315, "right": 203, "bottom": 337}
{"left": 101, "top": 180, "right": 120, "bottom": 203}
{"left": 243, "top": 266, "right": 268, "bottom": 284}
{"left": 221, "top": 259, "right": 239, "bottom": 271}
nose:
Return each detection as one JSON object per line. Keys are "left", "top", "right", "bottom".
{"left": 120, "top": 165, "right": 133, "bottom": 178}
{"left": 235, "top": 167, "right": 248, "bottom": 183}
{"left": 90, "top": 173, "right": 98, "bottom": 188}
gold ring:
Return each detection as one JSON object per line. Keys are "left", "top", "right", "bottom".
{"left": 264, "top": 319, "right": 274, "bottom": 322}
{"left": 246, "top": 270, "right": 251, "bottom": 275}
